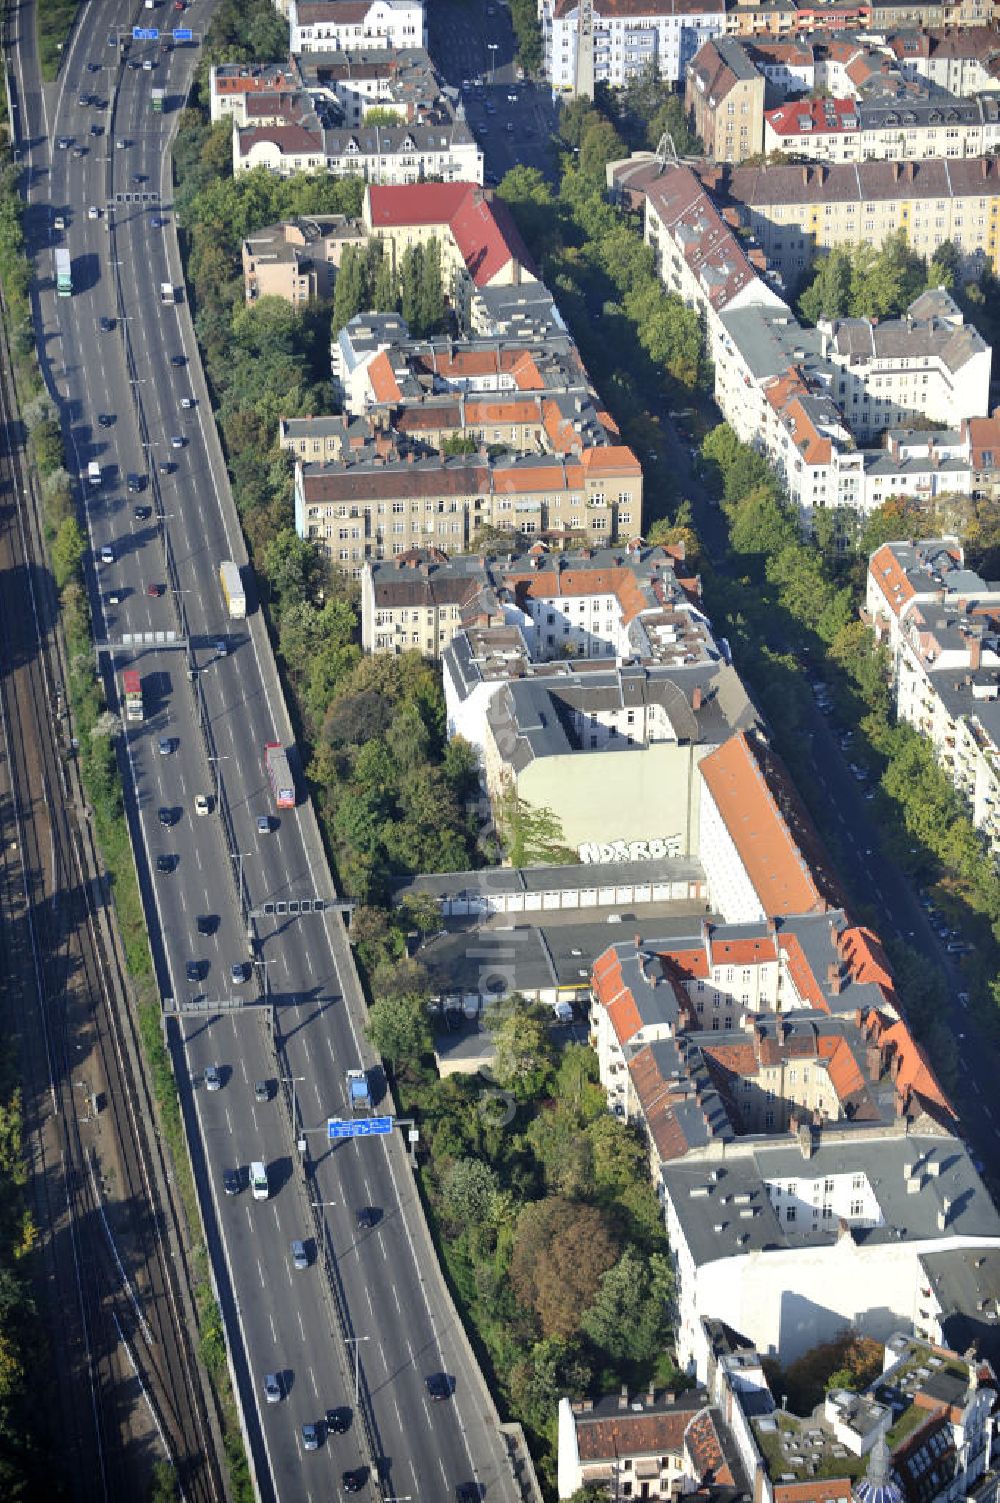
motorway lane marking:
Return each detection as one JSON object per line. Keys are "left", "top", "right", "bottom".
{"left": 392, "top": 1284, "right": 401, "bottom": 1315}
{"left": 376, "top": 1230, "right": 387, "bottom": 1261}
{"left": 297, "top": 1310, "right": 306, "bottom": 1343}
{"left": 268, "top": 1311, "right": 276, "bottom": 1342}
{"left": 438, "top": 1455, "right": 450, "bottom": 1492}
{"left": 309, "top": 1366, "right": 319, "bottom": 1399}
{"left": 973, "top": 1079, "right": 982, "bottom": 1095}
{"left": 985, "top": 1105, "right": 994, "bottom": 1122}
{"left": 365, "top": 1285, "right": 375, "bottom": 1322}
{"left": 225, "top": 1107, "right": 233, "bottom": 1134}
{"left": 257, "top": 1258, "right": 266, "bottom": 1290}
{"left": 194, "top": 848, "right": 203, "bottom": 872}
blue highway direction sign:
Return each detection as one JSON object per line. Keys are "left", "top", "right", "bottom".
{"left": 328, "top": 1116, "right": 393, "bottom": 1139}
{"left": 132, "top": 26, "right": 159, "bottom": 38}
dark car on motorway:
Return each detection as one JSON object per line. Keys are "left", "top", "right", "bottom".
{"left": 158, "top": 807, "right": 176, "bottom": 827}
{"left": 223, "top": 1168, "right": 240, "bottom": 1196}
{"left": 169, "top": 353, "right": 186, "bottom": 367}
{"left": 343, "top": 1470, "right": 366, "bottom": 1494}
{"left": 425, "top": 1372, "right": 453, "bottom": 1402}
{"left": 155, "top": 853, "right": 175, "bottom": 873}
{"left": 186, "top": 960, "right": 204, "bottom": 983}
{"left": 356, "top": 1206, "right": 379, "bottom": 1229}
{"left": 326, "top": 1406, "right": 351, "bottom": 1434}
{"left": 99, "top": 316, "right": 115, "bottom": 333}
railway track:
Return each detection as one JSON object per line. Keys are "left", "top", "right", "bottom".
{"left": 0, "top": 267, "right": 224, "bottom": 1498}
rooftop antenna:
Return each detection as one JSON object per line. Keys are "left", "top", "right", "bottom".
{"left": 654, "top": 130, "right": 680, "bottom": 174}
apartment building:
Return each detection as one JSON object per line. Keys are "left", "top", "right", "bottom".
{"left": 763, "top": 91, "right": 1000, "bottom": 164}
{"left": 296, "top": 46, "right": 439, "bottom": 126}
{"left": 717, "top": 157, "right": 1000, "bottom": 286}
{"left": 632, "top": 159, "right": 788, "bottom": 367}
{"left": 712, "top": 289, "right": 989, "bottom": 518}
{"left": 331, "top": 314, "right": 588, "bottom": 424}
{"left": 704, "top": 1328, "right": 999, "bottom": 1503}
{"left": 361, "top": 548, "right": 504, "bottom": 656}
{"left": 819, "top": 288, "right": 991, "bottom": 438}
{"left": 687, "top": 35, "right": 767, "bottom": 163}
{"left": 556, "top": 1387, "right": 742, "bottom": 1501}
{"left": 866, "top": 538, "right": 1000, "bottom": 848}
{"left": 477, "top": 656, "right": 756, "bottom": 854}
{"left": 209, "top": 62, "right": 301, "bottom": 123}
{"left": 241, "top": 215, "right": 366, "bottom": 304}
{"left": 539, "top": 0, "right": 727, "bottom": 90}
{"left": 726, "top": 0, "right": 992, "bottom": 38}
{"left": 233, "top": 109, "right": 482, "bottom": 183}
{"left": 888, "top": 25, "right": 1000, "bottom": 95}
{"left": 966, "top": 406, "right": 1000, "bottom": 499}
{"left": 288, "top": 0, "right": 426, "bottom": 54}
{"left": 589, "top": 907, "right": 994, "bottom": 1375}
{"left": 361, "top": 181, "right": 537, "bottom": 308}
{"left": 294, "top": 444, "right": 644, "bottom": 572}
{"left": 367, "top": 539, "right": 702, "bottom": 658}
{"left": 699, "top": 728, "right": 844, "bottom": 922}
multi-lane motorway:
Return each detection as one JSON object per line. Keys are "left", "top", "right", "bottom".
{"left": 10, "top": 1, "right": 527, "bottom": 1497}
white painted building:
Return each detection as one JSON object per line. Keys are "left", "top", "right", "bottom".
{"left": 233, "top": 117, "right": 482, "bottom": 184}
{"left": 289, "top": 0, "right": 426, "bottom": 54}
{"left": 663, "top": 1132, "right": 1000, "bottom": 1378}
{"left": 866, "top": 539, "right": 1000, "bottom": 852}
{"left": 539, "top": 0, "right": 726, "bottom": 90}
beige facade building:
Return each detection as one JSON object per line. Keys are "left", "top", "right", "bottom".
{"left": 687, "top": 34, "right": 766, "bottom": 163}
{"left": 241, "top": 216, "right": 366, "bottom": 305}
{"left": 294, "top": 446, "right": 643, "bottom": 572}
{"left": 717, "top": 156, "right": 1000, "bottom": 286}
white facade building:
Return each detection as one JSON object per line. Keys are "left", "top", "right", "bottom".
{"left": 539, "top": 0, "right": 726, "bottom": 89}
{"left": 289, "top": 0, "right": 426, "bottom": 54}
{"left": 664, "top": 1132, "right": 1000, "bottom": 1378}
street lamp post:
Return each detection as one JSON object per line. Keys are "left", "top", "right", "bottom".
{"left": 487, "top": 42, "right": 498, "bottom": 82}
{"left": 345, "top": 1335, "right": 370, "bottom": 1406}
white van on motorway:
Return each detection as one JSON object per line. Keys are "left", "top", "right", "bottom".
{"left": 249, "top": 1161, "right": 268, "bottom": 1200}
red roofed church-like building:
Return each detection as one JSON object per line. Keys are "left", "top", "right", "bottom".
{"left": 362, "top": 181, "right": 537, "bottom": 299}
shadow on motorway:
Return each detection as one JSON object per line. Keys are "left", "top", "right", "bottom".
{"left": 170, "top": 1015, "right": 276, "bottom": 1503}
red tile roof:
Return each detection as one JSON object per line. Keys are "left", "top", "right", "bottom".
{"left": 366, "top": 181, "right": 475, "bottom": 228}
{"left": 699, "top": 732, "right": 830, "bottom": 918}
{"left": 591, "top": 948, "right": 644, "bottom": 1045}
{"left": 684, "top": 1408, "right": 735, "bottom": 1487}
{"left": 766, "top": 97, "right": 860, "bottom": 139}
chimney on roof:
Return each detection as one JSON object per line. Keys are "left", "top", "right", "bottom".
{"left": 938, "top": 1197, "right": 952, "bottom": 1231}
{"left": 827, "top": 962, "right": 843, "bottom": 996}
{"left": 635, "top": 933, "right": 643, "bottom": 951}
{"left": 970, "top": 636, "right": 982, "bottom": 671}
{"left": 798, "top": 1120, "right": 815, "bottom": 1160}
{"left": 767, "top": 916, "right": 778, "bottom": 939}
{"left": 801, "top": 166, "right": 809, "bottom": 184}
{"left": 646, "top": 1381, "right": 656, "bottom": 1406}
{"left": 692, "top": 685, "right": 703, "bottom": 712}
{"left": 619, "top": 1385, "right": 630, "bottom": 1410}
{"left": 866, "top": 1044, "right": 882, "bottom": 1080}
